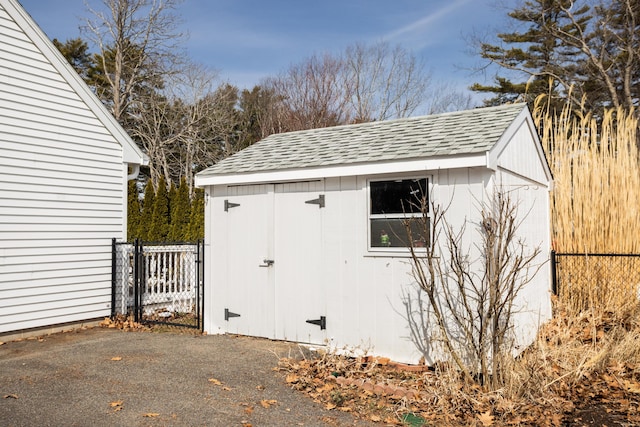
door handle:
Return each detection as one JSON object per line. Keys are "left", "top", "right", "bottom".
{"left": 259, "top": 259, "right": 274, "bottom": 267}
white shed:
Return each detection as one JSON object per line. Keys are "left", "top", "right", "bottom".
{"left": 0, "top": 0, "right": 147, "bottom": 336}
{"left": 195, "top": 103, "right": 553, "bottom": 364}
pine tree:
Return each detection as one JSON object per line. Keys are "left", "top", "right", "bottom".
{"left": 476, "top": 0, "right": 640, "bottom": 113}
{"left": 168, "top": 180, "right": 177, "bottom": 221}
{"left": 473, "top": 0, "right": 585, "bottom": 106}
{"left": 127, "top": 179, "right": 141, "bottom": 240}
{"left": 52, "top": 37, "right": 94, "bottom": 80}
{"left": 168, "top": 177, "right": 191, "bottom": 241}
{"left": 186, "top": 188, "right": 205, "bottom": 241}
{"left": 138, "top": 179, "right": 156, "bottom": 241}
{"left": 148, "top": 176, "right": 170, "bottom": 241}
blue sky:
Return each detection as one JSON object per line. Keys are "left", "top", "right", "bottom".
{"left": 18, "top": 0, "right": 512, "bottom": 106}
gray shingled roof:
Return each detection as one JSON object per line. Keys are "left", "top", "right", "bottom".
{"left": 198, "top": 103, "right": 527, "bottom": 177}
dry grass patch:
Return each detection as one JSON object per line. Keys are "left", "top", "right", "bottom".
{"left": 279, "top": 303, "right": 640, "bottom": 426}
{"left": 534, "top": 99, "right": 640, "bottom": 314}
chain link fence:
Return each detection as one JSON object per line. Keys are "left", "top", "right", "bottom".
{"left": 112, "top": 239, "right": 204, "bottom": 329}
{"left": 551, "top": 251, "right": 640, "bottom": 313}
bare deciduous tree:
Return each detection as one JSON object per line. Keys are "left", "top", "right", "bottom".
{"left": 129, "top": 63, "right": 222, "bottom": 195}
{"left": 82, "top": 0, "right": 185, "bottom": 122}
{"left": 263, "top": 53, "right": 350, "bottom": 131}
{"left": 262, "top": 41, "right": 467, "bottom": 134}
{"left": 405, "top": 191, "right": 542, "bottom": 390}
{"left": 237, "top": 86, "right": 288, "bottom": 146}
{"left": 424, "top": 81, "right": 475, "bottom": 115}
{"left": 344, "top": 41, "right": 430, "bottom": 122}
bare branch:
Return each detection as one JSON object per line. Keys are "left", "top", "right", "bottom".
{"left": 405, "top": 189, "right": 543, "bottom": 390}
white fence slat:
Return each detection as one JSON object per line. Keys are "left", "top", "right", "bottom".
{"left": 113, "top": 243, "right": 198, "bottom": 315}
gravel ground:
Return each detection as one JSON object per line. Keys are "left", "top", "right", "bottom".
{"left": 0, "top": 328, "right": 376, "bottom": 427}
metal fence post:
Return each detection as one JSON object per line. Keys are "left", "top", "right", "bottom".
{"left": 139, "top": 239, "right": 146, "bottom": 323}
{"left": 195, "top": 240, "right": 199, "bottom": 331}
{"left": 550, "top": 250, "right": 558, "bottom": 295}
{"left": 133, "top": 239, "right": 140, "bottom": 323}
{"left": 111, "top": 238, "right": 116, "bottom": 318}
{"left": 196, "top": 239, "right": 204, "bottom": 332}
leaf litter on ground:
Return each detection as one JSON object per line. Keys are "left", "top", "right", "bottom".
{"left": 277, "top": 303, "right": 640, "bottom": 426}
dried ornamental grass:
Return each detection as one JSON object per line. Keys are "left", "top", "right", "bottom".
{"left": 533, "top": 99, "right": 640, "bottom": 313}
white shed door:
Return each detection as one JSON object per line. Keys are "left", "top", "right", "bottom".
{"left": 273, "top": 181, "right": 326, "bottom": 344}
{"left": 221, "top": 181, "right": 326, "bottom": 345}
{"left": 223, "top": 184, "right": 274, "bottom": 338}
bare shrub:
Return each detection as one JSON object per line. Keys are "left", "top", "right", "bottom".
{"left": 404, "top": 191, "right": 542, "bottom": 391}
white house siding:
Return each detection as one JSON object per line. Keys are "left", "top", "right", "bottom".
{"left": 0, "top": 3, "right": 127, "bottom": 333}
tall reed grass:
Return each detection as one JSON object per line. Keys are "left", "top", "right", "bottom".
{"left": 532, "top": 98, "right": 640, "bottom": 313}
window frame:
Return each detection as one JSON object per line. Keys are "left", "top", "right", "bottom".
{"left": 367, "top": 176, "right": 431, "bottom": 253}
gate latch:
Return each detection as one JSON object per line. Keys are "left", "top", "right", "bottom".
{"left": 306, "top": 316, "right": 326, "bottom": 330}
{"left": 259, "top": 259, "right": 275, "bottom": 267}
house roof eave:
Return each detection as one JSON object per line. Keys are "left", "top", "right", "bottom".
{"left": 3, "top": 0, "right": 147, "bottom": 167}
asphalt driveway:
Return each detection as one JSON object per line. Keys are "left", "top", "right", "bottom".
{"left": 0, "top": 328, "right": 375, "bottom": 426}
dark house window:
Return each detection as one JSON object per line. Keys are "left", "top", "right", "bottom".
{"left": 369, "top": 178, "right": 428, "bottom": 249}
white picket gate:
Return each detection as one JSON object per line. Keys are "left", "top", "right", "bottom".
{"left": 112, "top": 240, "right": 203, "bottom": 327}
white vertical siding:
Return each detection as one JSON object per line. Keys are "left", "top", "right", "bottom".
{"left": 203, "top": 115, "right": 552, "bottom": 364}
{"left": 493, "top": 118, "right": 553, "bottom": 349}
{"left": 495, "top": 120, "right": 549, "bottom": 185}
{"left": 0, "top": 3, "right": 125, "bottom": 333}
{"left": 323, "top": 176, "right": 362, "bottom": 350}
{"left": 206, "top": 167, "right": 552, "bottom": 364}
{"left": 493, "top": 170, "right": 553, "bottom": 350}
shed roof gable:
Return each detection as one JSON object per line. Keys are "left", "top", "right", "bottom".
{"left": 198, "top": 103, "right": 528, "bottom": 178}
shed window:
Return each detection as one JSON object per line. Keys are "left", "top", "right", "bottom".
{"left": 369, "top": 178, "right": 428, "bottom": 249}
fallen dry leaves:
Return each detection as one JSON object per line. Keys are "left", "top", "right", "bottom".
{"left": 259, "top": 399, "right": 278, "bottom": 409}
{"left": 278, "top": 304, "right": 640, "bottom": 426}
{"left": 109, "top": 400, "right": 123, "bottom": 412}
{"left": 99, "top": 315, "right": 147, "bottom": 331}
{"left": 477, "top": 409, "right": 494, "bottom": 426}
{"left": 208, "top": 377, "right": 223, "bottom": 385}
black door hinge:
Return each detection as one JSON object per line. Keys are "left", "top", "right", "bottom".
{"left": 225, "top": 308, "right": 241, "bottom": 320}
{"left": 305, "top": 195, "right": 325, "bottom": 208}
{"left": 224, "top": 200, "right": 240, "bottom": 211}
{"left": 305, "top": 316, "right": 326, "bottom": 330}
